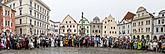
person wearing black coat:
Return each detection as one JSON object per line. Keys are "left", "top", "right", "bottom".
{"left": 25, "top": 37, "right": 29, "bottom": 49}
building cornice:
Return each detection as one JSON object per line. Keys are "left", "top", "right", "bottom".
{"left": 36, "top": 0, "right": 51, "bottom": 11}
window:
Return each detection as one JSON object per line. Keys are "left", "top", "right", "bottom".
{"left": 141, "top": 28, "right": 143, "bottom": 33}
{"left": 112, "top": 31, "right": 114, "bottom": 34}
{"left": 156, "top": 28, "right": 159, "bottom": 32}
{"left": 67, "top": 25, "right": 68, "bottom": 28}
{"left": 19, "top": 9, "right": 22, "bottom": 15}
{"left": 7, "top": 21, "right": 10, "bottom": 26}
{"left": 87, "top": 30, "right": 89, "bottom": 33}
{"left": 20, "top": 28, "right": 22, "bottom": 34}
{"left": 11, "top": 23, "right": 12, "bottom": 27}
{"left": 142, "top": 13, "right": 144, "bottom": 16}
{"left": 162, "top": 19, "right": 164, "bottom": 24}
{"left": 34, "top": 12, "right": 36, "bottom": 17}
{"left": 37, "top": 5, "right": 39, "bottom": 10}
{"left": 20, "top": 0, "right": 22, "bottom": 6}
{"left": 104, "top": 31, "right": 106, "bottom": 33}
{"left": 110, "top": 31, "right": 111, "bottom": 34}
{"left": 148, "top": 20, "right": 150, "bottom": 25}
{"left": 87, "top": 26, "right": 89, "bottom": 28}
{"left": 5, "top": 21, "right": 7, "bottom": 26}
{"left": 69, "top": 21, "right": 71, "bottom": 23}
{"left": 73, "top": 25, "right": 75, "bottom": 28}
{"left": 10, "top": 4, "right": 12, "bottom": 8}
{"left": 34, "top": 3, "right": 36, "bottom": 9}
{"left": 138, "top": 22, "right": 140, "bottom": 26}
{"left": 13, "top": 3, "right": 15, "bottom": 9}
{"left": 37, "top": 22, "right": 39, "bottom": 26}
{"left": 108, "top": 20, "right": 110, "bottom": 22}
{"left": 146, "top": 20, "right": 150, "bottom": 25}
{"left": 63, "top": 29, "right": 65, "bottom": 32}
{"left": 70, "top": 25, "right": 72, "bottom": 28}
{"left": 30, "top": 0, "right": 32, "bottom": 6}
{"left": 114, "top": 27, "right": 115, "bottom": 29}
{"left": 30, "top": 10, "right": 32, "bottom": 15}
{"left": 40, "top": 23, "right": 41, "bottom": 27}
{"left": 141, "top": 21, "right": 143, "bottom": 25}
{"left": 74, "top": 29, "right": 76, "bottom": 32}
{"left": 161, "top": 27, "right": 163, "bottom": 32}
{"left": 34, "top": 21, "right": 36, "bottom": 25}
{"left": 162, "top": 14, "right": 164, "bottom": 17}
{"left": 93, "top": 25, "right": 95, "bottom": 28}
{"left": 128, "top": 30, "right": 129, "bottom": 34}
{"left": 99, "top": 30, "right": 100, "bottom": 33}
{"left": 105, "top": 21, "right": 107, "bottom": 23}
{"left": 98, "top": 25, "right": 99, "bottom": 28}
{"left": 20, "top": 19, "right": 22, "bottom": 24}
{"left": 158, "top": 20, "right": 160, "bottom": 24}
{"left": 128, "top": 25, "right": 129, "bottom": 28}
{"left": 55, "top": 29, "right": 58, "bottom": 32}
{"left": 95, "top": 30, "right": 98, "bottom": 33}
{"left": 93, "top": 30, "right": 94, "bottom": 33}
{"left": 5, "top": 10, "right": 7, "bottom": 16}
{"left": 30, "top": 19, "right": 32, "bottom": 25}
{"left": 66, "top": 21, "right": 67, "bottom": 23}
{"left": 104, "top": 26, "right": 106, "bottom": 29}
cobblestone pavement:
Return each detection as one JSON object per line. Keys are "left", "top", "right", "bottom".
{"left": 0, "top": 47, "right": 164, "bottom": 54}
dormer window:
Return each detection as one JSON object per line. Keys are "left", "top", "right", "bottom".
{"left": 162, "top": 14, "right": 164, "bottom": 17}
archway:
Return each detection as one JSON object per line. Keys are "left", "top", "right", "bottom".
{"left": 133, "top": 35, "right": 135, "bottom": 39}
{"left": 137, "top": 35, "right": 140, "bottom": 39}
{"left": 141, "top": 35, "right": 144, "bottom": 39}
{"left": 146, "top": 35, "right": 150, "bottom": 40}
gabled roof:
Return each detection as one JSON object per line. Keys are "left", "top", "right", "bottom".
{"left": 120, "top": 12, "right": 135, "bottom": 23}
{"left": 61, "top": 14, "right": 77, "bottom": 24}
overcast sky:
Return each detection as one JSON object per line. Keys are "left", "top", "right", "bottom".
{"left": 41, "top": 0, "right": 165, "bottom": 22}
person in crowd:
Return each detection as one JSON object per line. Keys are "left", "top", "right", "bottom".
{"left": 51, "top": 37, "right": 54, "bottom": 47}
{"left": 25, "top": 36, "right": 29, "bottom": 49}
{"left": 65, "top": 37, "right": 69, "bottom": 47}
{"left": 75, "top": 36, "right": 79, "bottom": 47}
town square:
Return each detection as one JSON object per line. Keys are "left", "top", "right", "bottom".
{"left": 0, "top": 0, "right": 165, "bottom": 54}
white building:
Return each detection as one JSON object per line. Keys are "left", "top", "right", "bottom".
{"left": 48, "top": 20, "right": 60, "bottom": 35}
{"left": 3, "top": 0, "right": 50, "bottom": 35}
{"left": 102, "top": 15, "right": 118, "bottom": 37}
{"left": 132, "top": 6, "right": 154, "bottom": 40}
{"left": 153, "top": 10, "right": 165, "bottom": 39}
{"left": 90, "top": 16, "right": 103, "bottom": 36}
{"left": 118, "top": 12, "right": 135, "bottom": 38}
{"left": 60, "top": 15, "right": 78, "bottom": 36}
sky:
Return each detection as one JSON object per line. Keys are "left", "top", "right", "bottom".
{"left": 41, "top": 0, "right": 165, "bottom": 22}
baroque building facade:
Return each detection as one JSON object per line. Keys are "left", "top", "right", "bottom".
{"left": 153, "top": 10, "right": 165, "bottom": 39}
{"left": 132, "top": 7, "right": 154, "bottom": 40}
{"left": 78, "top": 17, "right": 90, "bottom": 36}
{"left": 0, "top": 3, "right": 16, "bottom": 34}
{"left": 3, "top": 0, "right": 50, "bottom": 35}
{"left": 90, "top": 16, "right": 102, "bottom": 36}
{"left": 60, "top": 15, "right": 78, "bottom": 36}
{"left": 102, "top": 15, "right": 118, "bottom": 37}
{"left": 118, "top": 12, "right": 135, "bottom": 38}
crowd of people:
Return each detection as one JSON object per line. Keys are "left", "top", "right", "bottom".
{"left": 0, "top": 33, "right": 165, "bottom": 53}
